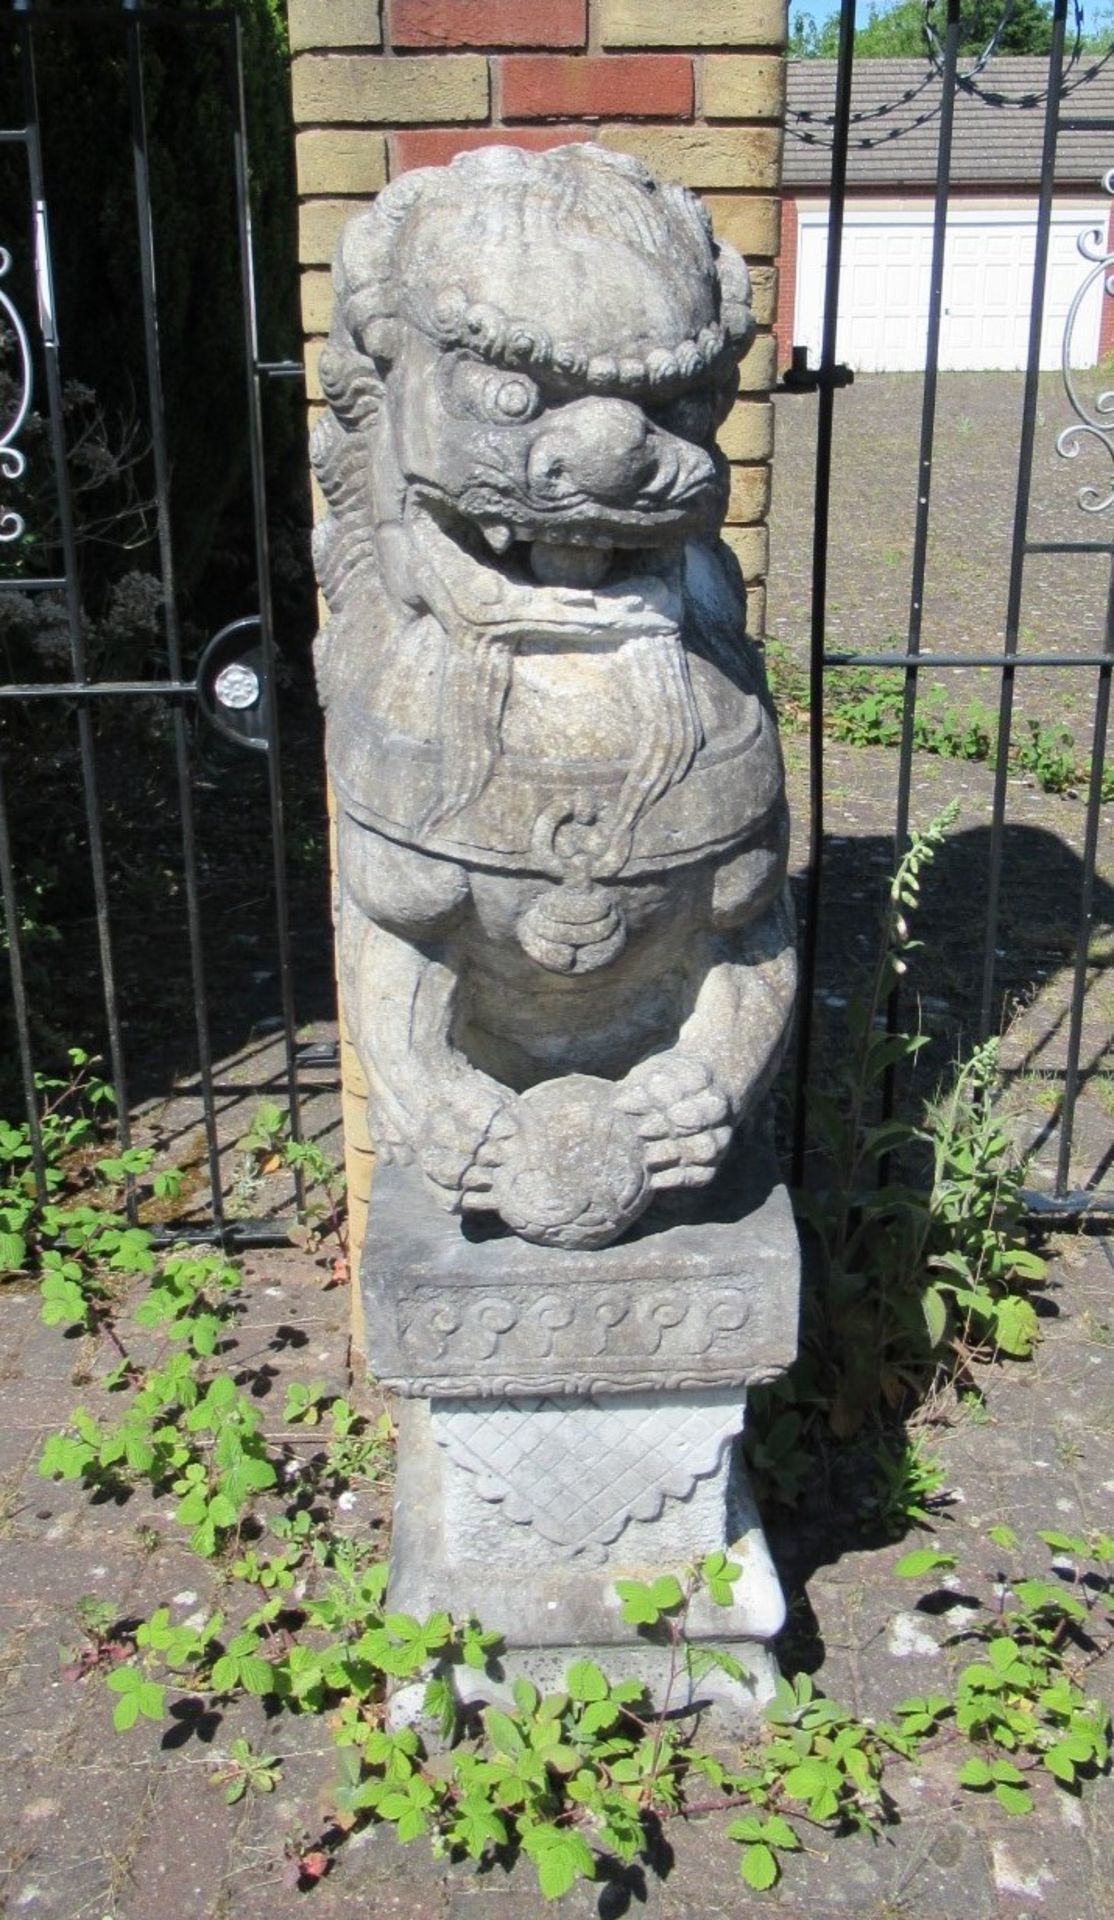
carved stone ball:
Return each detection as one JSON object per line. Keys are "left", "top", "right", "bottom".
{"left": 490, "top": 1075, "right": 649, "bottom": 1250}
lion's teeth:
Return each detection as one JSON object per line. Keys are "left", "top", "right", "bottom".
{"left": 529, "top": 540, "right": 612, "bottom": 587}
{"left": 483, "top": 523, "right": 514, "bottom": 554}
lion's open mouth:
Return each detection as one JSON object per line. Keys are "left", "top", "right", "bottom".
{"left": 461, "top": 511, "right": 682, "bottom": 593}
{"left": 411, "top": 490, "right": 692, "bottom": 637}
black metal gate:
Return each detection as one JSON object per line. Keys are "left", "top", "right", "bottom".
{"left": 785, "top": 0, "right": 1112, "bottom": 1218}
{"left": 0, "top": 1, "right": 325, "bottom": 1240}
{"left": 2, "top": 0, "right": 1110, "bottom": 1236}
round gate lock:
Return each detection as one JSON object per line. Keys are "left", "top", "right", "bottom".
{"left": 197, "top": 617, "right": 269, "bottom": 750}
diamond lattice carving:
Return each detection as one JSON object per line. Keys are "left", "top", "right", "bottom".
{"left": 432, "top": 1395, "right": 742, "bottom": 1553}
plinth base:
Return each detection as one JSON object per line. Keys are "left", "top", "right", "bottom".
{"left": 386, "top": 1392, "right": 785, "bottom": 1732}
{"left": 364, "top": 1129, "right": 800, "bottom": 1734}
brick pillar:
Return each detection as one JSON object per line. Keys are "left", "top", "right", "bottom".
{"left": 289, "top": 0, "right": 789, "bottom": 1286}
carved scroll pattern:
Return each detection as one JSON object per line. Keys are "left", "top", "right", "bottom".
{"left": 396, "top": 1279, "right": 752, "bottom": 1371}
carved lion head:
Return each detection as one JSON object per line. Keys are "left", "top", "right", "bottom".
{"left": 313, "top": 144, "right": 758, "bottom": 832}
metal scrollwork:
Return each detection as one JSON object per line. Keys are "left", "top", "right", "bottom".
{"left": 0, "top": 247, "right": 32, "bottom": 543}
{"left": 1058, "top": 168, "right": 1114, "bottom": 514}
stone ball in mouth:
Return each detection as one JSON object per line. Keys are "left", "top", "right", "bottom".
{"left": 528, "top": 539, "right": 613, "bottom": 589}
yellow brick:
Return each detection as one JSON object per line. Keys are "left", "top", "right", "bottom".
{"left": 747, "top": 580, "right": 767, "bottom": 634}
{"left": 601, "top": 0, "right": 786, "bottom": 47}
{"left": 340, "top": 1033, "right": 369, "bottom": 1100}
{"left": 342, "top": 1086, "right": 373, "bottom": 1156}
{"left": 345, "top": 1138, "right": 375, "bottom": 1203}
{"left": 726, "top": 462, "right": 771, "bottom": 525}
{"left": 300, "top": 198, "right": 369, "bottom": 267}
{"left": 718, "top": 398, "right": 773, "bottom": 463}
{"left": 748, "top": 263, "right": 776, "bottom": 328}
{"left": 288, "top": 0, "right": 382, "bottom": 52}
{"left": 702, "top": 54, "right": 785, "bottom": 120}
{"left": 738, "top": 331, "right": 777, "bottom": 392}
{"left": 598, "top": 124, "right": 780, "bottom": 190}
{"left": 304, "top": 338, "right": 326, "bottom": 404}
{"left": 704, "top": 191, "right": 780, "bottom": 258}
{"left": 292, "top": 53, "right": 488, "bottom": 126}
{"left": 722, "top": 523, "right": 769, "bottom": 582}
{"left": 296, "top": 130, "right": 388, "bottom": 196}
{"left": 300, "top": 268, "right": 334, "bottom": 336}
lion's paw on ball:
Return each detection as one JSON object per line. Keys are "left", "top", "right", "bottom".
{"left": 463, "top": 1074, "right": 649, "bottom": 1249}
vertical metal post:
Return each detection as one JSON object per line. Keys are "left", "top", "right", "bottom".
{"left": 1055, "top": 557, "right": 1112, "bottom": 1192}
{"left": 879, "top": 0, "right": 962, "bottom": 1143}
{"left": 0, "top": 756, "right": 47, "bottom": 1193}
{"left": 980, "top": 0, "right": 1070, "bottom": 1043}
{"left": 122, "top": 0, "right": 225, "bottom": 1229}
{"left": 893, "top": 0, "right": 961, "bottom": 854}
{"left": 224, "top": 12, "right": 305, "bottom": 1207}
{"left": 14, "top": 1, "right": 136, "bottom": 1197}
{"left": 790, "top": 0, "right": 857, "bottom": 1186}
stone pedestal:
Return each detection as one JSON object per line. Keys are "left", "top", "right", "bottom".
{"left": 315, "top": 145, "right": 803, "bottom": 1737}
{"left": 364, "top": 1130, "right": 798, "bottom": 1728}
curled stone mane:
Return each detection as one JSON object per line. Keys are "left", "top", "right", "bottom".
{"left": 324, "top": 145, "right": 753, "bottom": 402}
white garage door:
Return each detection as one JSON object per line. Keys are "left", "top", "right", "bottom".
{"left": 794, "top": 204, "right": 1107, "bottom": 373}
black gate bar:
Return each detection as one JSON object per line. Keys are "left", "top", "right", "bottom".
{"left": 0, "top": 0, "right": 317, "bottom": 1237}
{"left": 10, "top": 0, "right": 137, "bottom": 1209}
{"left": 790, "top": 0, "right": 859, "bottom": 1186}
{"left": 979, "top": 0, "right": 1073, "bottom": 1041}
{"left": 785, "top": 0, "right": 1112, "bottom": 1216}
{"left": 122, "top": 0, "right": 225, "bottom": 1228}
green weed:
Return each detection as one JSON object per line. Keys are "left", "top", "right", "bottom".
{"left": 764, "top": 640, "right": 1113, "bottom": 799}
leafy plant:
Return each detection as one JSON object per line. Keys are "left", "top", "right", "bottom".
{"left": 871, "top": 1436, "right": 949, "bottom": 1536}
{"left": 892, "top": 1526, "right": 1112, "bottom": 1811}
{"left": 18, "top": 1054, "right": 1110, "bottom": 1904}
{"left": 209, "top": 1738, "right": 282, "bottom": 1805}
{"left": 232, "top": 1101, "right": 347, "bottom": 1260}
{"left": 764, "top": 640, "right": 1113, "bottom": 799}
{"left": 784, "top": 803, "right": 1046, "bottom": 1443}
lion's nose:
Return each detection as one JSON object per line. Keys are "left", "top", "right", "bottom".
{"left": 526, "top": 397, "right": 658, "bottom": 505}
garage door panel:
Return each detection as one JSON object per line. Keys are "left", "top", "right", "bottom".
{"left": 794, "top": 206, "right": 1106, "bottom": 372}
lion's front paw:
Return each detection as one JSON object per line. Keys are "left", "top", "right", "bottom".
{"left": 614, "top": 1053, "right": 732, "bottom": 1192}
{"left": 461, "top": 1074, "right": 649, "bottom": 1248}
{"left": 418, "top": 1080, "right": 516, "bottom": 1201}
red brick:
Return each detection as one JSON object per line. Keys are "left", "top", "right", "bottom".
{"left": 391, "top": 126, "right": 595, "bottom": 172}
{"left": 390, "top": 0, "right": 586, "bottom": 48}
{"left": 501, "top": 54, "right": 692, "bottom": 123}
{"left": 774, "top": 195, "right": 797, "bottom": 368}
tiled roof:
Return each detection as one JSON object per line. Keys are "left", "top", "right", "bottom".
{"left": 784, "top": 54, "right": 1114, "bottom": 187}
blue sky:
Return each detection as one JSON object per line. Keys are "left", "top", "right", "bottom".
{"left": 788, "top": 1, "right": 1114, "bottom": 29}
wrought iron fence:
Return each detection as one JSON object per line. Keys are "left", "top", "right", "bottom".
{"left": 1, "top": 0, "right": 1109, "bottom": 1237}
{"left": 0, "top": 1, "right": 325, "bottom": 1242}
{"left": 785, "top": 0, "right": 1113, "bottom": 1219}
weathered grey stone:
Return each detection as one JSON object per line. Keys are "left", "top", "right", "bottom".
{"left": 387, "top": 1394, "right": 785, "bottom": 1729}
{"left": 313, "top": 142, "right": 796, "bottom": 1252}
{"left": 361, "top": 1126, "right": 798, "bottom": 1397}
{"left": 314, "top": 144, "right": 801, "bottom": 1722}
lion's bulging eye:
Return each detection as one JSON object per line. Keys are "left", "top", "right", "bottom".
{"left": 491, "top": 378, "right": 535, "bottom": 420}
{"left": 441, "top": 355, "right": 542, "bottom": 425}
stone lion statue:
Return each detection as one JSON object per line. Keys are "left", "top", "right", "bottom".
{"left": 312, "top": 144, "right": 796, "bottom": 1251}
